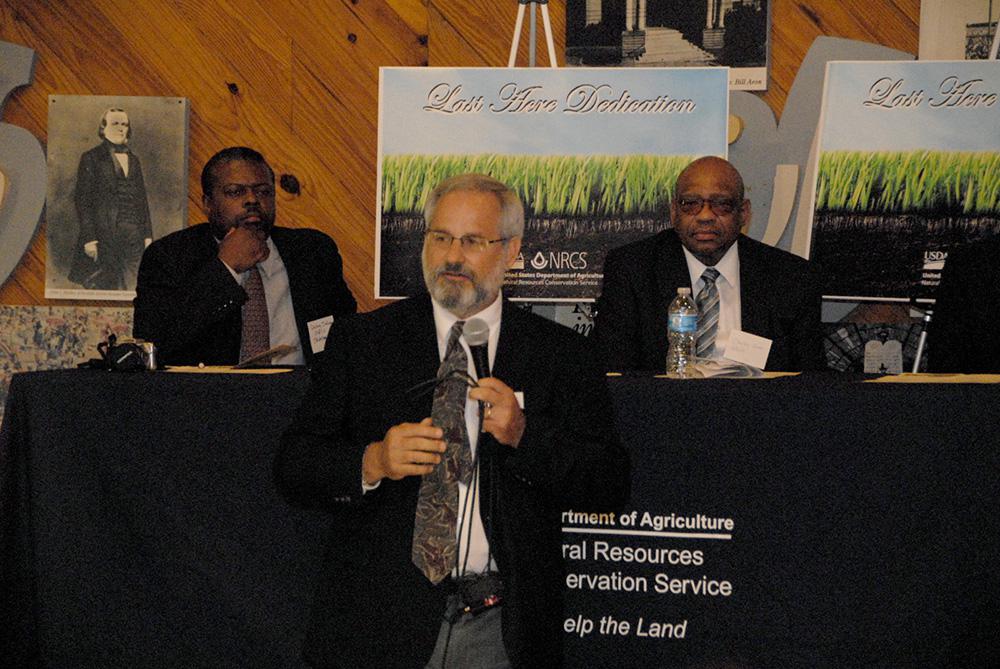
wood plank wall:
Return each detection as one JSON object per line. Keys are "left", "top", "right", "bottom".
{"left": 0, "top": 0, "right": 919, "bottom": 313}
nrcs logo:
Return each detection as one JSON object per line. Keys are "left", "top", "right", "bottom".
{"left": 529, "top": 250, "right": 589, "bottom": 270}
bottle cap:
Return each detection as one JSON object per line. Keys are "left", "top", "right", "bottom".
{"left": 678, "top": 287, "right": 691, "bottom": 295}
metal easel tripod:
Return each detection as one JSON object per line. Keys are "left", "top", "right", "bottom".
{"left": 508, "top": 0, "right": 558, "bottom": 67}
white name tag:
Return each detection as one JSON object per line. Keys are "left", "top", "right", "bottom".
{"left": 307, "top": 315, "right": 335, "bottom": 354}
{"left": 722, "top": 330, "right": 772, "bottom": 370}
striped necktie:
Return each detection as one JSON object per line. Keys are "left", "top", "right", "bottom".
{"left": 696, "top": 267, "right": 720, "bottom": 358}
{"left": 412, "top": 321, "right": 473, "bottom": 584}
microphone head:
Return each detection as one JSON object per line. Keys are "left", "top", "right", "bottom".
{"left": 463, "top": 318, "right": 490, "bottom": 347}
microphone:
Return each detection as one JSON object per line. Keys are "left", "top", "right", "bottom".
{"left": 463, "top": 318, "right": 491, "bottom": 380}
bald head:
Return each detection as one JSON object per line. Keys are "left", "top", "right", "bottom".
{"left": 675, "top": 156, "right": 745, "bottom": 202}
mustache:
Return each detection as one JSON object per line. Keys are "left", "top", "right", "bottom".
{"left": 434, "top": 262, "right": 472, "bottom": 280}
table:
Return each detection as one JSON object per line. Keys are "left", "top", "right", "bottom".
{"left": 1, "top": 370, "right": 326, "bottom": 668}
{"left": 564, "top": 374, "right": 1000, "bottom": 667}
{"left": 3, "top": 370, "right": 999, "bottom": 667}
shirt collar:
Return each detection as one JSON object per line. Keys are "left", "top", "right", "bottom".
{"left": 211, "top": 232, "right": 280, "bottom": 278}
{"left": 683, "top": 239, "right": 740, "bottom": 288}
{"left": 256, "top": 237, "right": 280, "bottom": 278}
{"left": 431, "top": 291, "right": 503, "bottom": 358}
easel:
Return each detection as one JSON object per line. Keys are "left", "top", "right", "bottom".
{"left": 508, "top": 0, "right": 558, "bottom": 67}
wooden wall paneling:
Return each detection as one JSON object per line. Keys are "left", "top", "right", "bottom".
{"left": 427, "top": 1, "right": 567, "bottom": 67}
{"left": 337, "top": 0, "right": 431, "bottom": 66}
{"left": 167, "top": 0, "right": 296, "bottom": 131}
{"left": 427, "top": 4, "right": 491, "bottom": 67}
{"left": 385, "top": 0, "right": 431, "bottom": 41}
{"left": 0, "top": 0, "right": 924, "bottom": 313}
{"left": 278, "top": 0, "right": 429, "bottom": 310}
{"left": 287, "top": 64, "right": 379, "bottom": 306}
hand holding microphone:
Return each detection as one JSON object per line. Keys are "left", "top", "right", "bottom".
{"left": 464, "top": 318, "right": 525, "bottom": 448}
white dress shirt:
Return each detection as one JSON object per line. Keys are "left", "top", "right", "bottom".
{"left": 112, "top": 151, "right": 129, "bottom": 176}
{"left": 682, "top": 241, "right": 741, "bottom": 360}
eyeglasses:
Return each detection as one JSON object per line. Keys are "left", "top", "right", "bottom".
{"left": 220, "top": 184, "right": 275, "bottom": 200}
{"left": 424, "top": 230, "right": 508, "bottom": 254}
{"left": 676, "top": 196, "right": 741, "bottom": 216}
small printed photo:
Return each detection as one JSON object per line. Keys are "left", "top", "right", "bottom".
{"left": 918, "top": 0, "right": 999, "bottom": 60}
{"left": 45, "top": 95, "right": 189, "bottom": 301}
{"left": 566, "top": 0, "right": 770, "bottom": 90}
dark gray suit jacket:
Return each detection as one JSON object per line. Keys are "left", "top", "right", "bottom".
{"left": 593, "top": 229, "right": 824, "bottom": 372}
{"left": 133, "top": 223, "right": 356, "bottom": 366}
{"left": 275, "top": 295, "right": 629, "bottom": 668}
{"left": 928, "top": 236, "right": 1000, "bottom": 373}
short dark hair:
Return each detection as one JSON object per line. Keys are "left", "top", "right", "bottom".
{"left": 201, "top": 147, "right": 274, "bottom": 195}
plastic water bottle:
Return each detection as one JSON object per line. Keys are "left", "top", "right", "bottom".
{"left": 666, "top": 287, "right": 699, "bottom": 378}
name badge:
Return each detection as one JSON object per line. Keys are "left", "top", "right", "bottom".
{"left": 307, "top": 315, "right": 335, "bottom": 354}
{"left": 722, "top": 330, "right": 771, "bottom": 370}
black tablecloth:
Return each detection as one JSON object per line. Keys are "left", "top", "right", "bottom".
{"left": 563, "top": 374, "right": 1000, "bottom": 667}
{"left": 3, "top": 370, "right": 999, "bottom": 667}
{"left": 1, "top": 370, "right": 327, "bottom": 669}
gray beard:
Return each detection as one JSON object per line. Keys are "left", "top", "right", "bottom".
{"left": 422, "top": 257, "right": 506, "bottom": 317}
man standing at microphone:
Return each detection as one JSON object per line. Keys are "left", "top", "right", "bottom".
{"left": 276, "top": 173, "right": 628, "bottom": 668}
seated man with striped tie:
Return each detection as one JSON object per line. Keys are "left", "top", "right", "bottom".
{"left": 276, "top": 174, "right": 629, "bottom": 668}
{"left": 132, "top": 146, "right": 356, "bottom": 366}
{"left": 593, "top": 156, "right": 824, "bottom": 372}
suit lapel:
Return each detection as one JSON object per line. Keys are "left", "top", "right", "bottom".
{"left": 737, "top": 237, "right": 768, "bottom": 335}
{"left": 397, "top": 295, "right": 444, "bottom": 420}
{"left": 491, "top": 300, "right": 527, "bottom": 387}
{"left": 655, "top": 230, "right": 693, "bottom": 316}
{"left": 477, "top": 299, "right": 529, "bottom": 556}
{"left": 269, "top": 228, "right": 315, "bottom": 358}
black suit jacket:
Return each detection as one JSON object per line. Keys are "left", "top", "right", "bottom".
{"left": 275, "top": 295, "right": 629, "bottom": 669}
{"left": 928, "top": 236, "right": 1000, "bottom": 373}
{"left": 132, "top": 223, "right": 356, "bottom": 366}
{"left": 593, "top": 230, "right": 824, "bottom": 372}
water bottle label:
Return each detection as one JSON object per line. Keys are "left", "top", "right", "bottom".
{"left": 669, "top": 313, "right": 698, "bottom": 333}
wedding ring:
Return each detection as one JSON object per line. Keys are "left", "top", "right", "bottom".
{"left": 485, "top": 403, "right": 493, "bottom": 419}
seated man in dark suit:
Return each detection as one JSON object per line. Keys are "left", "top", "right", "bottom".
{"left": 276, "top": 174, "right": 629, "bottom": 668}
{"left": 928, "top": 236, "right": 1000, "bottom": 373}
{"left": 133, "top": 146, "right": 356, "bottom": 366}
{"left": 593, "top": 156, "right": 823, "bottom": 372}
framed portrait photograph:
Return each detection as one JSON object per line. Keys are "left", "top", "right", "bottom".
{"left": 45, "top": 95, "right": 189, "bottom": 300}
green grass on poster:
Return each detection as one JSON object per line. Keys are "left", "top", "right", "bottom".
{"left": 816, "top": 150, "right": 1000, "bottom": 215}
{"left": 381, "top": 153, "right": 694, "bottom": 217}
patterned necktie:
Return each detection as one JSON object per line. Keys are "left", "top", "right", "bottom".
{"left": 412, "top": 321, "right": 473, "bottom": 584}
{"left": 239, "top": 265, "right": 270, "bottom": 362}
{"left": 696, "top": 267, "right": 720, "bottom": 358}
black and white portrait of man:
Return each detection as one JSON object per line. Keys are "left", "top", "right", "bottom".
{"left": 46, "top": 95, "right": 188, "bottom": 300}
{"left": 67, "top": 108, "right": 153, "bottom": 291}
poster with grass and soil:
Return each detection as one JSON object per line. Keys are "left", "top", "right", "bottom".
{"left": 808, "top": 61, "right": 1000, "bottom": 302}
{"left": 377, "top": 67, "right": 729, "bottom": 301}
